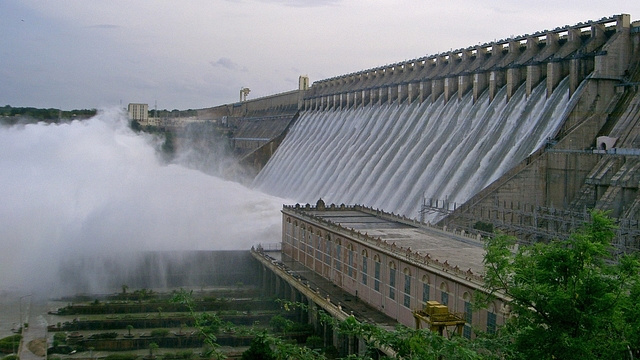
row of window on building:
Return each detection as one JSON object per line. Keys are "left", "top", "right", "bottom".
{"left": 284, "top": 218, "right": 498, "bottom": 337}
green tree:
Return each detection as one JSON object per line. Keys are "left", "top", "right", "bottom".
{"left": 148, "top": 342, "right": 159, "bottom": 358}
{"left": 480, "top": 210, "right": 640, "bottom": 359}
{"left": 241, "top": 332, "right": 275, "bottom": 360}
{"left": 130, "top": 120, "right": 141, "bottom": 132}
{"left": 268, "top": 315, "right": 293, "bottom": 334}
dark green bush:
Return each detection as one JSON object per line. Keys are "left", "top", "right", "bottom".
{"left": 473, "top": 221, "right": 494, "bottom": 233}
{"left": 150, "top": 329, "right": 169, "bottom": 338}
{"left": 88, "top": 332, "right": 118, "bottom": 340}
{"left": 0, "top": 335, "right": 21, "bottom": 353}
{"left": 305, "top": 335, "right": 323, "bottom": 349}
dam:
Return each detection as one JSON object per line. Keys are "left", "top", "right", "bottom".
{"left": 192, "top": 14, "right": 640, "bottom": 246}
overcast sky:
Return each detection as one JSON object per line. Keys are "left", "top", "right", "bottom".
{"left": 1, "top": 1, "right": 639, "bottom": 110}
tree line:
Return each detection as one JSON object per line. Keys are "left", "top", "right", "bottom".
{"left": 0, "top": 105, "right": 97, "bottom": 124}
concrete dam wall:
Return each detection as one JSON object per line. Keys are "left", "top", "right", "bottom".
{"left": 254, "top": 77, "right": 571, "bottom": 218}
{"left": 190, "top": 14, "right": 640, "bottom": 245}
{"left": 253, "top": 15, "right": 640, "bottom": 228}
{"left": 303, "top": 15, "right": 632, "bottom": 109}
{"left": 57, "top": 251, "right": 260, "bottom": 294}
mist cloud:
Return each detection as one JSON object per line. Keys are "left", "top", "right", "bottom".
{"left": 0, "top": 109, "right": 287, "bottom": 295}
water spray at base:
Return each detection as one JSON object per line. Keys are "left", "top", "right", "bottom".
{"left": 0, "top": 108, "right": 288, "bottom": 295}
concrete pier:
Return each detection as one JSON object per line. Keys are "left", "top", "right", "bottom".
{"left": 305, "top": 15, "right": 633, "bottom": 106}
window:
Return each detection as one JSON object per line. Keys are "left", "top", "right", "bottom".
{"left": 347, "top": 244, "right": 355, "bottom": 278}
{"left": 440, "top": 282, "right": 449, "bottom": 306}
{"left": 286, "top": 218, "right": 292, "bottom": 244}
{"left": 374, "top": 255, "right": 381, "bottom": 292}
{"left": 463, "top": 293, "right": 473, "bottom": 339}
{"left": 389, "top": 262, "right": 396, "bottom": 300}
{"left": 403, "top": 268, "right": 411, "bottom": 308}
{"left": 362, "top": 250, "right": 368, "bottom": 285}
{"left": 324, "top": 235, "right": 331, "bottom": 264}
{"left": 335, "top": 240, "right": 342, "bottom": 271}
{"left": 316, "top": 234, "right": 322, "bottom": 260}
{"left": 487, "top": 304, "right": 497, "bottom": 334}
{"left": 422, "top": 275, "right": 430, "bottom": 303}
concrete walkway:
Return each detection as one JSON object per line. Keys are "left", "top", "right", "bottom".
{"left": 277, "top": 253, "right": 399, "bottom": 331}
{"left": 20, "top": 296, "right": 47, "bottom": 360}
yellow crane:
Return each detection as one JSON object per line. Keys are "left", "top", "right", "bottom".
{"left": 413, "top": 301, "right": 466, "bottom": 336}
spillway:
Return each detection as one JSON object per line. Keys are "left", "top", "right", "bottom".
{"left": 254, "top": 78, "right": 573, "bottom": 220}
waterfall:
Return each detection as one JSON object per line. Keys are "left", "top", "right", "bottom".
{"left": 254, "top": 78, "right": 571, "bottom": 220}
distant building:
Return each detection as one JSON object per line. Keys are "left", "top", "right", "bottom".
{"left": 299, "top": 75, "right": 309, "bottom": 90}
{"left": 127, "top": 103, "right": 148, "bottom": 124}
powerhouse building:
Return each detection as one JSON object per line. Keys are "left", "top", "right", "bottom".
{"left": 278, "top": 200, "right": 510, "bottom": 337}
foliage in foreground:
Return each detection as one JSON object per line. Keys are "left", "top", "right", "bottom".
{"left": 174, "top": 211, "right": 639, "bottom": 359}
{"left": 480, "top": 210, "right": 640, "bottom": 360}
{"left": 174, "top": 288, "right": 498, "bottom": 360}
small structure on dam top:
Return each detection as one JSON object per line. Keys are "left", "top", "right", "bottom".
{"left": 253, "top": 200, "right": 509, "bottom": 342}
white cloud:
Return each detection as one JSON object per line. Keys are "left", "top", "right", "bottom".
{"left": 210, "top": 57, "right": 248, "bottom": 72}
{"left": 1, "top": 0, "right": 639, "bottom": 109}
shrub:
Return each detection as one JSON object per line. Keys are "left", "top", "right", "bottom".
{"left": 176, "top": 350, "right": 194, "bottom": 359}
{"left": 473, "top": 221, "right": 493, "bottom": 233}
{"left": 53, "top": 333, "right": 66, "bottom": 341}
{"left": 88, "top": 332, "right": 118, "bottom": 340}
{"left": 268, "top": 316, "right": 292, "bottom": 333}
{"left": 150, "top": 329, "right": 169, "bottom": 338}
{"left": 241, "top": 333, "right": 274, "bottom": 360}
{"left": 305, "top": 335, "right": 323, "bottom": 349}
{"left": 0, "top": 335, "right": 22, "bottom": 353}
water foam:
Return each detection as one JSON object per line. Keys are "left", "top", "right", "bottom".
{"left": 255, "top": 78, "right": 571, "bottom": 219}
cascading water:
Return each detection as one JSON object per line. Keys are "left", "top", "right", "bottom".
{"left": 254, "top": 78, "right": 572, "bottom": 220}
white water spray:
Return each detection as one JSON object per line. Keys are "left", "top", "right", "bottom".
{"left": 255, "top": 78, "right": 571, "bottom": 219}
{"left": 0, "top": 108, "right": 287, "bottom": 295}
